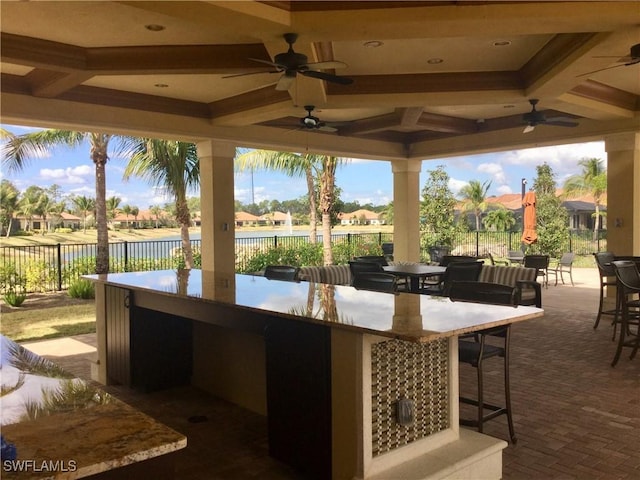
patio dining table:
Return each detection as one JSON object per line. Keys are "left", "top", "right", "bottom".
{"left": 383, "top": 263, "right": 447, "bottom": 293}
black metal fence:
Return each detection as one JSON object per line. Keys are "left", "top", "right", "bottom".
{"left": 0, "top": 230, "right": 605, "bottom": 295}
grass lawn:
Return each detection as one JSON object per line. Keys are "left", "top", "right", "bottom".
{"left": 0, "top": 294, "right": 96, "bottom": 343}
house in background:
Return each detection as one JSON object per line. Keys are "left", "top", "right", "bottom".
{"left": 235, "top": 211, "right": 260, "bottom": 227}
{"left": 14, "top": 212, "right": 81, "bottom": 232}
{"left": 338, "top": 209, "right": 385, "bottom": 226}
{"left": 259, "top": 211, "right": 290, "bottom": 227}
{"left": 462, "top": 191, "right": 607, "bottom": 231}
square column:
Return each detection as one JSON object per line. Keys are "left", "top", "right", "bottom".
{"left": 392, "top": 160, "right": 422, "bottom": 262}
{"left": 605, "top": 132, "right": 640, "bottom": 255}
{"left": 197, "top": 140, "right": 237, "bottom": 276}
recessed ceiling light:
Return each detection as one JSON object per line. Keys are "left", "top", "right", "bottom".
{"left": 493, "top": 40, "right": 511, "bottom": 47}
{"left": 363, "top": 40, "right": 383, "bottom": 48}
{"left": 154, "top": 83, "right": 169, "bottom": 88}
{"left": 427, "top": 58, "right": 443, "bottom": 64}
{"left": 145, "top": 24, "right": 165, "bottom": 32}
{"left": 503, "top": 104, "right": 515, "bottom": 108}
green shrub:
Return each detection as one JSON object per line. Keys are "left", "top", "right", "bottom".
{"left": 0, "top": 262, "right": 26, "bottom": 294}
{"left": 68, "top": 278, "right": 95, "bottom": 299}
{"left": 25, "top": 260, "right": 56, "bottom": 292}
{"left": 55, "top": 227, "right": 73, "bottom": 233}
{"left": 4, "top": 290, "right": 27, "bottom": 307}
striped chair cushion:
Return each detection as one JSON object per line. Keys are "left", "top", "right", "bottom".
{"left": 478, "top": 265, "right": 495, "bottom": 283}
{"left": 322, "top": 265, "right": 352, "bottom": 285}
{"left": 299, "top": 266, "right": 323, "bottom": 283}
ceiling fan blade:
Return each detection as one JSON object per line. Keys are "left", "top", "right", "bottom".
{"left": 577, "top": 63, "right": 627, "bottom": 77}
{"left": 249, "top": 58, "right": 285, "bottom": 69}
{"left": 523, "top": 125, "right": 535, "bottom": 134}
{"left": 223, "top": 70, "right": 279, "bottom": 79}
{"left": 546, "top": 119, "right": 579, "bottom": 127}
{"left": 305, "top": 60, "right": 348, "bottom": 70}
{"left": 318, "top": 125, "right": 338, "bottom": 133}
{"left": 302, "top": 70, "right": 353, "bottom": 85}
{"left": 275, "top": 73, "right": 296, "bottom": 91}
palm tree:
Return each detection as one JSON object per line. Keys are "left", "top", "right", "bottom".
{"left": 150, "top": 205, "right": 162, "bottom": 228}
{"left": 124, "top": 139, "right": 199, "bottom": 269}
{"left": 235, "top": 149, "right": 346, "bottom": 264}
{"left": 459, "top": 180, "right": 491, "bottom": 231}
{"left": 482, "top": 207, "right": 516, "bottom": 231}
{"left": 106, "top": 196, "right": 122, "bottom": 225}
{"left": 121, "top": 204, "right": 132, "bottom": 229}
{"left": 131, "top": 206, "right": 139, "bottom": 228}
{"left": 71, "top": 195, "right": 95, "bottom": 233}
{"left": 562, "top": 157, "right": 607, "bottom": 240}
{"left": 2, "top": 130, "right": 137, "bottom": 274}
{"left": 0, "top": 180, "right": 20, "bottom": 237}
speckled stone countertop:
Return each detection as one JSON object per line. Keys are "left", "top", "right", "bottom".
{"left": 85, "top": 269, "right": 544, "bottom": 342}
{"left": 0, "top": 336, "right": 186, "bottom": 479}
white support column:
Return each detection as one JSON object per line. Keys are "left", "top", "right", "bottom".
{"left": 197, "top": 140, "right": 237, "bottom": 276}
{"left": 605, "top": 132, "right": 640, "bottom": 255}
{"left": 392, "top": 160, "right": 422, "bottom": 262}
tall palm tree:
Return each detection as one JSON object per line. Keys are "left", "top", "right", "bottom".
{"left": 124, "top": 139, "right": 199, "bottom": 269}
{"left": 131, "top": 206, "right": 139, "bottom": 228}
{"left": 150, "top": 205, "right": 162, "bottom": 228}
{"left": 71, "top": 195, "right": 95, "bottom": 233}
{"left": 236, "top": 150, "right": 320, "bottom": 243}
{"left": 235, "top": 149, "right": 346, "bottom": 264}
{"left": 121, "top": 204, "right": 132, "bottom": 229}
{"left": 2, "top": 130, "right": 137, "bottom": 274}
{"left": 562, "top": 157, "right": 607, "bottom": 240}
{"left": 459, "top": 180, "right": 491, "bottom": 231}
{"left": 0, "top": 180, "right": 20, "bottom": 237}
{"left": 106, "top": 196, "right": 122, "bottom": 224}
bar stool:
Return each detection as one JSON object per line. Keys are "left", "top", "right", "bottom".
{"left": 593, "top": 252, "right": 620, "bottom": 338}
{"left": 449, "top": 281, "right": 518, "bottom": 444}
{"left": 610, "top": 261, "right": 640, "bottom": 366}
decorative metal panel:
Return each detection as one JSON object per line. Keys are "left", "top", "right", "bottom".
{"left": 371, "top": 338, "right": 449, "bottom": 456}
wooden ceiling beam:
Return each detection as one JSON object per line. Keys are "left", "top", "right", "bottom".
{"left": 337, "top": 113, "right": 399, "bottom": 135}
{"left": 26, "top": 69, "right": 95, "bottom": 98}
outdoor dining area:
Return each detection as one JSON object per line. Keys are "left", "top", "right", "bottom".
{"left": 22, "top": 262, "right": 639, "bottom": 480}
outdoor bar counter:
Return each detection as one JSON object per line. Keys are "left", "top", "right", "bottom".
{"left": 86, "top": 269, "right": 543, "bottom": 480}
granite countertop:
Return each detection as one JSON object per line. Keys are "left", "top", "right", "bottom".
{"left": 85, "top": 269, "right": 544, "bottom": 342}
{"left": 0, "top": 336, "right": 186, "bottom": 479}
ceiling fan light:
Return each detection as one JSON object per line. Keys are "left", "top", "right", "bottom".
{"left": 427, "top": 58, "right": 443, "bottom": 64}
{"left": 363, "top": 41, "right": 384, "bottom": 48}
{"left": 145, "top": 24, "right": 165, "bottom": 32}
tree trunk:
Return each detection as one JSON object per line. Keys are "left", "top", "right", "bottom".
{"left": 92, "top": 138, "right": 110, "bottom": 274}
{"left": 593, "top": 203, "right": 600, "bottom": 242}
{"left": 319, "top": 157, "right": 337, "bottom": 265}
{"left": 176, "top": 195, "right": 194, "bottom": 269}
{"left": 305, "top": 166, "right": 317, "bottom": 244}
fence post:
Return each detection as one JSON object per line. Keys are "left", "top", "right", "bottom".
{"left": 274, "top": 236, "right": 278, "bottom": 248}
{"left": 475, "top": 231, "right": 480, "bottom": 256}
{"left": 124, "top": 241, "right": 128, "bottom": 271}
{"left": 56, "top": 243, "right": 62, "bottom": 291}
{"left": 569, "top": 232, "right": 573, "bottom": 253}
{"left": 347, "top": 233, "right": 351, "bottom": 245}
{"left": 378, "top": 232, "right": 382, "bottom": 244}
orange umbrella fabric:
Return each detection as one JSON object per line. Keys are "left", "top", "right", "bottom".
{"left": 521, "top": 191, "right": 538, "bottom": 245}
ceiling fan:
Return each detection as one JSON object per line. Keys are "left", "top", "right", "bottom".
{"left": 299, "top": 105, "right": 338, "bottom": 132}
{"left": 522, "top": 99, "right": 579, "bottom": 133}
{"left": 578, "top": 43, "right": 640, "bottom": 77}
{"left": 226, "top": 33, "right": 353, "bottom": 91}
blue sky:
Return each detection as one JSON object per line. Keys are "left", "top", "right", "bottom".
{"left": 1, "top": 123, "right": 606, "bottom": 210}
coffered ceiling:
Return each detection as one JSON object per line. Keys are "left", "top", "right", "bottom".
{"left": 1, "top": 1, "right": 639, "bottom": 160}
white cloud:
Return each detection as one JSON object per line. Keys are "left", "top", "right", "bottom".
{"left": 496, "top": 184, "right": 513, "bottom": 195}
{"left": 477, "top": 162, "right": 507, "bottom": 184}
{"left": 39, "top": 165, "right": 92, "bottom": 184}
{"left": 448, "top": 177, "right": 468, "bottom": 195}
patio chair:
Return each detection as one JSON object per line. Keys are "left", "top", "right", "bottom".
{"left": 440, "top": 255, "right": 478, "bottom": 267}
{"left": 507, "top": 250, "right": 525, "bottom": 266}
{"left": 348, "top": 260, "right": 383, "bottom": 284}
{"left": 264, "top": 265, "right": 300, "bottom": 282}
{"left": 423, "top": 261, "right": 483, "bottom": 296}
{"left": 593, "top": 252, "right": 620, "bottom": 334}
{"left": 352, "top": 272, "right": 398, "bottom": 293}
{"left": 524, "top": 254, "right": 550, "bottom": 288}
{"left": 449, "top": 281, "right": 518, "bottom": 444}
{"left": 353, "top": 255, "right": 388, "bottom": 266}
{"left": 610, "top": 261, "right": 640, "bottom": 366}
{"left": 381, "top": 242, "right": 394, "bottom": 262}
{"left": 547, "top": 252, "right": 575, "bottom": 286}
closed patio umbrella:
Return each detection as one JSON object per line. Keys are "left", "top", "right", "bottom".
{"left": 521, "top": 191, "right": 538, "bottom": 245}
